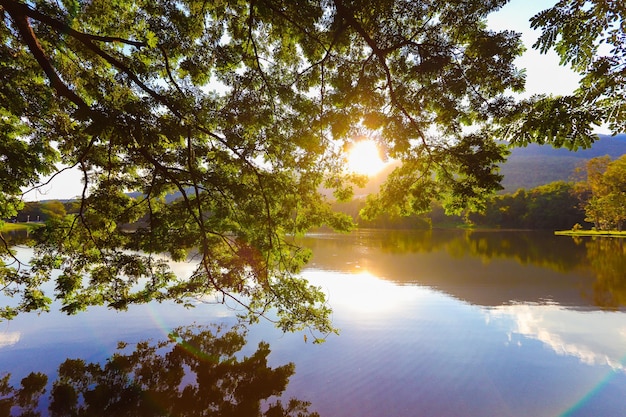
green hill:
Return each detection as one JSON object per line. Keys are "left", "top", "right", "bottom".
{"left": 499, "top": 134, "right": 626, "bottom": 192}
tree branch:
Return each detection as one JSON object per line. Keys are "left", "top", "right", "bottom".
{"left": 333, "top": 0, "right": 430, "bottom": 150}
{"left": 2, "top": 0, "right": 146, "bottom": 47}
{"left": 2, "top": 0, "right": 89, "bottom": 110}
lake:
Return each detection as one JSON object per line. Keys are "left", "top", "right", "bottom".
{"left": 1, "top": 230, "right": 625, "bottom": 416}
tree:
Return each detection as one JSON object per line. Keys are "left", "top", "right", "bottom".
{"left": 577, "top": 156, "right": 610, "bottom": 229}
{"left": 578, "top": 155, "right": 626, "bottom": 231}
{"left": 523, "top": 181, "right": 584, "bottom": 230}
{"left": 39, "top": 200, "right": 66, "bottom": 221}
{"left": 0, "top": 0, "right": 622, "bottom": 333}
{"left": 601, "top": 155, "right": 626, "bottom": 231}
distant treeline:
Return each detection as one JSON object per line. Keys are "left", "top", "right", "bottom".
{"left": 334, "top": 180, "right": 589, "bottom": 230}
{"left": 465, "top": 181, "right": 588, "bottom": 230}
{"left": 7, "top": 200, "right": 79, "bottom": 223}
{"left": 9, "top": 181, "right": 587, "bottom": 231}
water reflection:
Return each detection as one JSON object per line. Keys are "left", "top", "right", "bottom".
{"left": 585, "top": 238, "right": 626, "bottom": 309}
{"left": 305, "top": 229, "right": 587, "bottom": 271}
{"left": 302, "top": 230, "right": 625, "bottom": 309}
{"left": 486, "top": 304, "right": 626, "bottom": 373}
{"left": 0, "top": 324, "right": 318, "bottom": 417}
{"left": 294, "top": 231, "right": 626, "bottom": 416}
{"left": 2, "top": 231, "right": 625, "bottom": 417}
{"left": 1, "top": 230, "right": 34, "bottom": 247}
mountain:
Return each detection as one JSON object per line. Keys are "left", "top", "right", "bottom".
{"left": 347, "top": 133, "right": 626, "bottom": 199}
{"left": 351, "top": 133, "right": 626, "bottom": 197}
{"left": 499, "top": 133, "right": 626, "bottom": 192}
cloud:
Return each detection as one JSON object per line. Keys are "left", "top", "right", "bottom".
{"left": 0, "top": 332, "right": 21, "bottom": 348}
{"left": 486, "top": 304, "right": 626, "bottom": 373}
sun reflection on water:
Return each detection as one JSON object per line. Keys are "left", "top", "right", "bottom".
{"left": 304, "top": 268, "right": 425, "bottom": 316}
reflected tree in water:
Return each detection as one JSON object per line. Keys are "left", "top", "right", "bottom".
{"left": 0, "top": 372, "right": 47, "bottom": 417}
{"left": 0, "top": 324, "right": 318, "bottom": 417}
{"left": 0, "top": 230, "right": 34, "bottom": 248}
{"left": 585, "top": 238, "right": 626, "bottom": 309}
{"left": 305, "top": 230, "right": 587, "bottom": 274}
{"left": 461, "top": 231, "right": 586, "bottom": 273}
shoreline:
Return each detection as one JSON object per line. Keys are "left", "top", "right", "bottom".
{"left": 555, "top": 230, "right": 626, "bottom": 238}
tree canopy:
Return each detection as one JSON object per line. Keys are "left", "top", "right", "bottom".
{"left": 0, "top": 0, "right": 624, "bottom": 335}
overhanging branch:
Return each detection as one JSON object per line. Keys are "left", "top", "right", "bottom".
{"left": 2, "top": 0, "right": 89, "bottom": 110}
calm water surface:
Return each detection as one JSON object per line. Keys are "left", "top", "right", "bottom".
{"left": 1, "top": 230, "right": 625, "bottom": 416}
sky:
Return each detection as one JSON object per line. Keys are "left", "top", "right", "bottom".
{"left": 23, "top": 0, "right": 580, "bottom": 202}
{"left": 487, "top": 0, "right": 579, "bottom": 97}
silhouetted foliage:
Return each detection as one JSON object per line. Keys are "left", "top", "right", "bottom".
{"left": 0, "top": 324, "right": 318, "bottom": 417}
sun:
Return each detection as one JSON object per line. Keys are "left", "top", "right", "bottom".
{"left": 346, "top": 139, "right": 387, "bottom": 176}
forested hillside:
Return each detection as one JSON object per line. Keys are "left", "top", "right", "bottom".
{"left": 500, "top": 134, "right": 626, "bottom": 192}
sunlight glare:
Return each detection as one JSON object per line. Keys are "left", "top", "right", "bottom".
{"left": 304, "top": 269, "right": 424, "bottom": 316}
{"left": 347, "top": 140, "right": 387, "bottom": 176}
